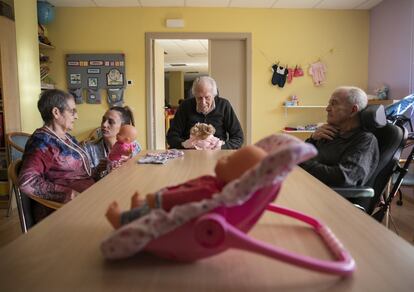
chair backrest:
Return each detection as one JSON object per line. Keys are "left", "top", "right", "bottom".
{"left": 83, "top": 127, "right": 102, "bottom": 144}
{"left": 352, "top": 106, "right": 407, "bottom": 214}
{"left": 6, "top": 132, "right": 31, "bottom": 163}
{"left": 7, "top": 159, "right": 35, "bottom": 233}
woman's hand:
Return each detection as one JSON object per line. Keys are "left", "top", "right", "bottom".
{"left": 96, "top": 158, "right": 108, "bottom": 173}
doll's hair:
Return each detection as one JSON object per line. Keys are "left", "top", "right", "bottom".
{"left": 190, "top": 123, "right": 215, "bottom": 140}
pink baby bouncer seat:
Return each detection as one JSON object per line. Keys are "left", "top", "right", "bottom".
{"left": 101, "top": 134, "right": 355, "bottom": 276}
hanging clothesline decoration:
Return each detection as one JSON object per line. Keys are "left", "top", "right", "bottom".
{"left": 258, "top": 47, "right": 334, "bottom": 87}
{"left": 271, "top": 63, "right": 304, "bottom": 88}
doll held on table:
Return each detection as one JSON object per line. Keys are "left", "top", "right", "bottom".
{"left": 182, "top": 123, "right": 224, "bottom": 150}
{"left": 106, "top": 145, "right": 267, "bottom": 229}
{"left": 108, "top": 124, "right": 137, "bottom": 167}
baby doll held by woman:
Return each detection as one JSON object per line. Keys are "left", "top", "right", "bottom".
{"left": 182, "top": 123, "right": 224, "bottom": 150}
{"left": 106, "top": 144, "right": 267, "bottom": 229}
{"left": 108, "top": 124, "right": 138, "bottom": 168}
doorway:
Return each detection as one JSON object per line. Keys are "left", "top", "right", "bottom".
{"left": 158, "top": 39, "right": 209, "bottom": 146}
{"left": 145, "top": 32, "right": 252, "bottom": 150}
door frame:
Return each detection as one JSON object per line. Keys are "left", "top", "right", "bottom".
{"left": 145, "top": 32, "right": 252, "bottom": 150}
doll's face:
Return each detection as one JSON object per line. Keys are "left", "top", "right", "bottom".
{"left": 214, "top": 145, "right": 267, "bottom": 184}
{"left": 191, "top": 123, "right": 215, "bottom": 140}
{"left": 116, "top": 125, "right": 137, "bottom": 143}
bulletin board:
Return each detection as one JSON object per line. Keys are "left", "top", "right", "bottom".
{"left": 66, "top": 53, "right": 125, "bottom": 89}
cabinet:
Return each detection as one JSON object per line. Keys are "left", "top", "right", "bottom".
{"left": 282, "top": 105, "right": 326, "bottom": 135}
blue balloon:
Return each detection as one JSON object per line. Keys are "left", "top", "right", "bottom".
{"left": 37, "top": 1, "right": 55, "bottom": 25}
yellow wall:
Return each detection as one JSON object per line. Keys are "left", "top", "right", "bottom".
{"left": 169, "top": 71, "right": 184, "bottom": 107}
{"left": 43, "top": 7, "right": 369, "bottom": 146}
{"left": 14, "top": 0, "right": 43, "bottom": 133}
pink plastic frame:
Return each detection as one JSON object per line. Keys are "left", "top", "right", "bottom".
{"left": 144, "top": 184, "right": 355, "bottom": 276}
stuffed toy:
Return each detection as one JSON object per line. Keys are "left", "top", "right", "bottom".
{"left": 182, "top": 123, "right": 224, "bottom": 150}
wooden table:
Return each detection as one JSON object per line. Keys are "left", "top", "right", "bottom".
{"left": 0, "top": 150, "right": 413, "bottom": 291}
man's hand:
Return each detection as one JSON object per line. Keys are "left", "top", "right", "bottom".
{"left": 311, "top": 124, "right": 338, "bottom": 141}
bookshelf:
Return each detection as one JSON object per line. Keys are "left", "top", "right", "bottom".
{"left": 39, "top": 41, "right": 55, "bottom": 90}
{"left": 282, "top": 105, "right": 326, "bottom": 138}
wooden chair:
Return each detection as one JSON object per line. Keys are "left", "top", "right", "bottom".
{"left": 8, "top": 159, "right": 63, "bottom": 233}
{"left": 83, "top": 127, "right": 102, "bottom": 144}
{"left": 3, "top": 132, "right": 31, "bottom": 216}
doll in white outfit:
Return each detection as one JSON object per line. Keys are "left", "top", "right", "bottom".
{"left": 182, "top": 123, "right": 224, "bottom": 150}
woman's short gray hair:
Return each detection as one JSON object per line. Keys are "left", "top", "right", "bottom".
{"left": 37, "top": 89, "right": 74, "bottom": 124}
{"left": 191, "top": 76, "right": 218, "bottom": 97}
{"left": 334, "top": 86, "right": 368, "bottom": 112}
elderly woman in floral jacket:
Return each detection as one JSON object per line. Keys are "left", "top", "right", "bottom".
{"left": 19, "top": 89, "right": 94, "bottom": 222}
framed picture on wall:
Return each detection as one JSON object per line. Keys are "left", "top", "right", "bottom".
{"left": 106, "top": 68, "right": 123, "bottom": 86}
{"left": 87, "top": 68, "right": 100, "bottom": 74}
{"left": 70, "top": 74, "right": 81, "bottom": 85}
{"left": 88, "top": 77, "right": 98, "bottom": 88}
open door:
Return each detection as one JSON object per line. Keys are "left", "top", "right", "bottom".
{"left": 146, "top": 33, "right": 251, "bottom": 150}
{"left": 153, "top": 40, "right": 166, "bottom": 149}
{"left": 209, "top": 39, "right": 247, "bottom": 144}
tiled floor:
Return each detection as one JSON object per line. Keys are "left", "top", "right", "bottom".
{"left": 388, "top": 196, "right": 414, "bottom": 244}
{"left": 0, "top": 208, "right": 22, "bottom": 248}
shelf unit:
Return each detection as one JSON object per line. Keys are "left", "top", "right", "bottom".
{"left": 39, "top": 42, "right": 55, "bottom": 50}
{"left": 282, "top": 105, "right": 325, "bottom": 118}
{"left": 39, "top": 41, "right": 55, "bottom": 90}
{"left": 282, "top": 105, "right": 326, "bottom": 137}
{"left": 282, "top": 130, "right": 315, "bottom": 133}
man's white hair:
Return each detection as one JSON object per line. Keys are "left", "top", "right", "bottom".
{"left": 191, "top": 76, "right": 218, "bottom": 97}
{"left": 334, "top": 86, "right": 368, "bottom": 112}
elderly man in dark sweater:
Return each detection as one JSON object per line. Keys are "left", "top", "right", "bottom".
{"left": 300, "top": 86, "right": 379, "bottom": 187}
{"left": 166, "top": 76, "right": 244, "bottom": 149}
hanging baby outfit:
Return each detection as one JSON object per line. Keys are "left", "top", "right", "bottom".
{"left": 308, "top": 62, "right": 327, "bottom": 86}
{"left": 271, "top": 64, "right": 289, "bottom": 88}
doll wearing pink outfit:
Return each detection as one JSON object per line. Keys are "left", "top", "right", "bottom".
{"left": 182, "top": 123, "right": 224, "bottom": 150}
{"left": 108, "top": 125, "right": 137, "bottom": 165}
{"left": 106, "top": 145, "right": 267, "bottom": 229}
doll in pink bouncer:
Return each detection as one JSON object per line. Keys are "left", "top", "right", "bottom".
{"left": 108, "top": 124, "right": 138, "bottom": 169}
{"left": 182, "top": 123, "right": 224, "bottom": 150}
{"left": 106, "top": 145, "right": 267, "bottom": 229}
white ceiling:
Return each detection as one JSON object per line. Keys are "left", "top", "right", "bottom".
{"left": 47, "top": 0, "right": 383, "bottom": 10}
{"left": 157, "top": 39, "right": 208, "bottom": 77}
{"left": 46, "top": 0, "right": 384, "bottom": 78}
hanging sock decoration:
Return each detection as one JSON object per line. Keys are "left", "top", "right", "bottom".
{"left": 308, "top": 61, "right": 327, "bottom": 86}
{"left": 69, "top": 88, "right": 83, "bottom": 104}
{"left": 287, "top": 67, "right": 294, "bottom": 84}
{"left": 87, "top": 88, "right": 102, "bottom": 104}
{"left": 271, "top": 64, "right": 289, "bottom": 88}
{"left": 107, "top": 88, "right": 124, "bottom": 106}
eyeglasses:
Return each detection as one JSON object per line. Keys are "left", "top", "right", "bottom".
{"left": 65, "top": 108, "right": 78, "bottom": 116}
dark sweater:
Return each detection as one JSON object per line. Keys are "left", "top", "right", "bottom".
{"left": 166, "top": 96, "right": 244, "bottom": 149}
{"left": 300, "top": 128, "right": 379, "bottom": 187}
